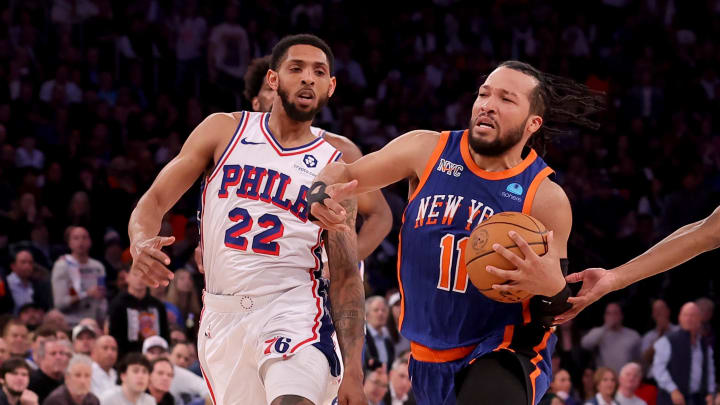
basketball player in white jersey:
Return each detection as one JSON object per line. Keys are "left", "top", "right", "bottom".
{"left": 242, "top": 55, "right": 392, "bottom": 264}
{"left": 128, "top": 34, "right": 366, "bottom": 405}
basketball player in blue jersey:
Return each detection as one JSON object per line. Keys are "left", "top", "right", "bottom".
{"left": 308, "top": 61, "right": 604, "bottom": 405}
{"left": 128, "top": 34, "right": 367, "bottom": 405}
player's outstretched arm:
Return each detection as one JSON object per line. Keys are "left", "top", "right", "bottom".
{"left": 309, "top": 130, "right": 440, "bottom": 230}
{"left": 324, "top": 197, "right": 367, "bottom": 405}
{"left": 128, "top": 113, "right": 234, "bottom": 287}
{"left": 556, "top": 205, "right": 720, "bottom": 323}
{"left": 324, "top": 133, "right": 393, "bottom": 260}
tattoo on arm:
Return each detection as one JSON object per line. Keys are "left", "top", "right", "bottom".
{"left": 326, "top": 198, "right": 365, "bottom": 371}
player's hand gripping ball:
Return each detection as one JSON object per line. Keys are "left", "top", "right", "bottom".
{"left": 464, "top": 212, "right": 548, "bottom": 303}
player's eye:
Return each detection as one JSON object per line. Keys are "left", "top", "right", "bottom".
{"left": 503, "top": 98, "right": 514, "bottom": 103}
{"left": 315, "top": 70, "right": 325, "bottom": 76}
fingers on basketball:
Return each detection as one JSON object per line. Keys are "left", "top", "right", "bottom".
{"left": 464, "top": 212, "right": 548, "bottom": 303}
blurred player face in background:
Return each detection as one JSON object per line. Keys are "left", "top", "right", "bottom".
{"left": 268, "top": 44, "right": 336, "bottom": 122}
{"left": 253, "top": 80, "right": 274, "bottom": 112}
{"left": 469, "top": 67, "right": 542, "bottom": 157}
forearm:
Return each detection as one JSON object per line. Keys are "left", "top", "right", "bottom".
{"left": 326, "top": 199, "right": 365, "bottom": 379}
{"left": 128, "top": 192, "right": 165, "bottom": 245}
{"left": 610, "top": 209, "right": 720, "bottom": 290}
{"left": 315, "top": 162, "right": 354, "bottom": 189}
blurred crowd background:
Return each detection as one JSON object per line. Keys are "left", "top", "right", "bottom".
{"left": 0, "top": 0, "right": 719, "bottom": 404}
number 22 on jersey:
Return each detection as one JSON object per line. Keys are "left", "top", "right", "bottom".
{"left": 224, "top": 207, "right": 285, "bottom": 256}
{"left": 437, "top": 234, "right": 469, "bottom": 293}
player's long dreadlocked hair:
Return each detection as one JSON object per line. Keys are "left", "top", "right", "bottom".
{"left": 500, "top": 60, "right": 606, "bottom": 155}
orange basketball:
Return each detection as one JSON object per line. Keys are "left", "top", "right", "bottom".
{"left": 464, "top": 211, "right": 548, "bottom": 303}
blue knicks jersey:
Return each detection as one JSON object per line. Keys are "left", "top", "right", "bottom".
{"left": 398, "top": 129, "right": 555, "bottom": 350}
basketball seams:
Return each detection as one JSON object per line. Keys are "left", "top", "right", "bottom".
{"left": 465, "top": 242, "right": 547, "bottom": 265}
{"left": 475, "top": 220, "right": 544, "bottom": 235}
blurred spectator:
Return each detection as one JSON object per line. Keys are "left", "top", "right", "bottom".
{"left": 581, "top": 303, "right": 641, "bottom": 374}
{"left": 98, "top": 353, "right": 154, "bottom": 405}
{"left": 615, "top": 363, "right": 646, "bottom": 405}
{"left": 0, "top": 338, "right": 9, "bottom": 365}
{"left": 43, "top": 354, "right": 100, "bottom": 405}
{"left": 142, "top": 336, "right": 206, "bottom": 404}
{"left": 3, "top": 320, "right": 29, "bottom": 358}
{"left": 28, "top": 338, "right": 71, "bottom": 403}
{"left": 551, "top": 369, "right": 582, "bottom": 405}
{"left": 38, "top": 65, "right": 82, "bottom": 104}
{"left": 89, "top": 336, "right": 118, "bottom": 398}
{"left": 108, "top": 269, "right": 169, "bottom": 358}
{"left": 207, "top": 3, "right": 249, "bottom": 96}
{"left": 363, "top": 362, "right": 389, "bottom": 405}
{"left": 40, "top": 311, "right": 69, "bottom": 336}
{"left": 0, "top": 357, "right": 39, "bottom": 405}
{"left": 173, "top": 0, "right": 207, "bottom": 96}
{"left": 168, "top": 343, "right": 191, "bottom": 370}
{"left": 586, "top": 367, "right": 619, "bottom": 405}
{"left": 640, "top": 299, "right": 679, "bottom": 367}
{"left": 652, "top": 302, "right": 715, "bottom": 405}
{"left": 14, "top": 136, "right": 44, "bottom": 170}
{"left": 386, "top": 292, "right": 410, "bottom": 356}
{"left": 364, "top": 296, "right": 394, "bottom": 370}
{"left": 383, "top": 357, "right": 414, "bottom": 405}
{"left": 17, "top": 303, "right": 45, "bottom": 332}
{"left": 695, "top": 297, "right": 715, "bottom": 348}
{"left": 51, "top": 227, "right": 107, "bottom": 326}
{"left": 581, "top": 368, "right": 598, "bottom": 402}
{"left": 147, "top": 358, "right": 175, "bottom": 405}
{"left": 165, "top": 270, "right": 200, "bottom": 331}
{"left": 168, "top": 328, "right": 187, "bottom": 347}
{"left": 28, "top": 327, "right": 59, "bottom": 371}
{"left": 71, "top": 325, "right": 97, "bottom": 356}
{"left": 2, "top": 250, "right": 52, "bottom": 314}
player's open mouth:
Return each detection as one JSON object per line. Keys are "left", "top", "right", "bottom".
{"left": 296, "top": 89, "right": 315, "bottom": 107}
{"left": 476, "top": 116, "right": 495, "bottom": 129}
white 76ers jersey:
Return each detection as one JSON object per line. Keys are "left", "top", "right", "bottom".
{"left": 200, "top": 111, "right": 342, "bottom": 296}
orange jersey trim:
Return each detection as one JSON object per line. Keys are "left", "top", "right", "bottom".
{"left": 522, "top": 300, "right": 532, "bottom": 324}
{"left": 410, "top": 341, "right": 475, "bottom": 363}
{"left": 529, "top": 330, "right": 553, "bottom": 401}
{"left": 493, "top": 325, "right": 516, "bottom": 353}
{"left": 521, "top": 166, "right": 554, "bottom": 214}
{"left": 460, "top": 130, "right": 539, "bottom": 180}
{"left": 408, "top": 131, "right": 451, "bottom": 202}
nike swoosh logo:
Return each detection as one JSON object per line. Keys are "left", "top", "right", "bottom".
{"left": 240, "top": 138, "right": 265, "bottom": 145}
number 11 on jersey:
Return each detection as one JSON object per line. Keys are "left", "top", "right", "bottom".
{"left": 437, "top": 234, "right": 469, "bottom": 293}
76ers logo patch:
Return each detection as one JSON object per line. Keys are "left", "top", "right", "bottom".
{"left": 303, "top": 154, "right": 317, "bottom": 168}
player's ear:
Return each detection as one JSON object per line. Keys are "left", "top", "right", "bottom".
{"left": 526, "top": 114, "right": 543, "bottom": 136}
{"left": 266, "top": 69, "right": 278, "bottom": 91}
{"left": 327, "top": 76, "right": 336, "bottom": 98}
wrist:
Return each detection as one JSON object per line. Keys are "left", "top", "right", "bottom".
{"left": 606, "top": 268, "right": 626, "bottom": 292}
{"left": 547, "top": 277, "right": 566, "bottom": 297}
